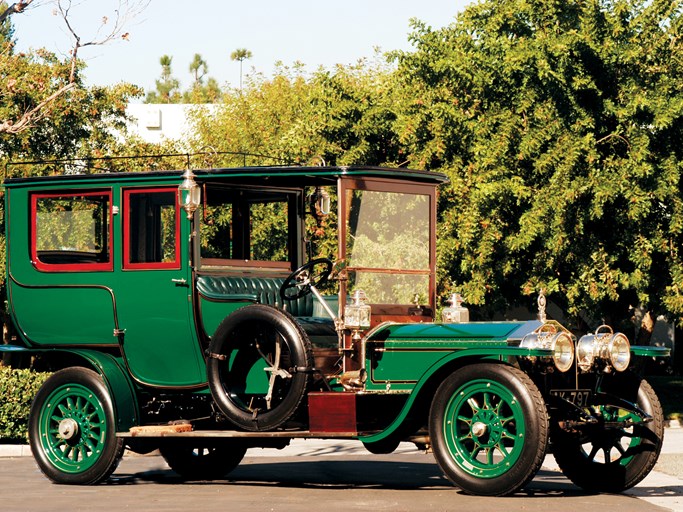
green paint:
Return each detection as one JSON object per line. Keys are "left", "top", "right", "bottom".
{"left": 442, "top": 378, "right": 526, "bottom": 478}
{"left": 36, "top": 382, "right": 109, "bottom": 474}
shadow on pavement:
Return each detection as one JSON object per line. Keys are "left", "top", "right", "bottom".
{"left": 105, "top": 459, "right": 627, "bottom": 500}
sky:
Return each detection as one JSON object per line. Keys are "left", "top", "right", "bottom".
{"left": 11, "top": 0, "right": 471, "bottom": 95}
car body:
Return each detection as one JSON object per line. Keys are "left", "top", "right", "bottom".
{"left": 0, "top": 164, "right": 670, "bottom": 495}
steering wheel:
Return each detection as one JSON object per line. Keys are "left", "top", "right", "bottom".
{"left": 280, "top": 258, "right": 333, "bottom": 302}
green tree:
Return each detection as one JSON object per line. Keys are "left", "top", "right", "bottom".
{"left": 146, "top": 54, "right": 181, "bottom": 103}
{"left": 230, "top": 48, "right": 252, "bottom": 89}
{"left": 309, "top": 55, "right": 402, "bottom": 166}
{"left": 183, "top": 53, "right": 221, "bottom": 103}
{"left": 190, "top": 58, "right": 400, "bottom": 167}
{"left": 394, "top": 0, "right": 683, "bottom": 340}
{"left": 189, "top": 53, "right": 208, "bottom": 84}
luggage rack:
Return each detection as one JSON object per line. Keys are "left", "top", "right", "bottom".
{"left": 4, "top": 150, "right": 288, "bottom": 178}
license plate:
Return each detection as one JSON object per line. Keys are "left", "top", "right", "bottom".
{"left": 550, "top": 389, "right": 591, "bottom": 407}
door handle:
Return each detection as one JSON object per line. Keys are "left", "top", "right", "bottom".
{"left": 171, "top": 278, "right": 188, "bottom": 286}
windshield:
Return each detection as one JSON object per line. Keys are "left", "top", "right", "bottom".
{"left": 345, "top": 188, "right": 431, "bottom": 305}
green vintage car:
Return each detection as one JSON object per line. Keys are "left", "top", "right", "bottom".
{"left": 0, "top": 164, "right": 669, "bottom": 495}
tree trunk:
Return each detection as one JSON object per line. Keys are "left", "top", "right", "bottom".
{"left": 636, "top": 310, "right": 655, "bottom": 345}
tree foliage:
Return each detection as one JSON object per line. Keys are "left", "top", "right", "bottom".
{"left": 393, "top": 0, "right": 683, "bottom": 333}
{"left": 189, "top": 58, "right": 400, "bottom": 167}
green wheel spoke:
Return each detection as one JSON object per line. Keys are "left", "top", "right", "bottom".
{"left": 496, "top": 442, "right": 509, "bottom": 457}
{"left": 84, "top": 439, "right": 97, "bottom": 453}
{"left": 74, "top": 396, "right": 83, "bottom": 413}
{"left": 500, "top": 414, "right": 514, "bottom": 425}
{"left": 501, "top": 428, "right": 515, "bottom": 440}
{"left": 483, "top": 392, "right": 493, "bottom": 410}
{"left": 486, "top": 447, "right": 494, "bottom": 465}
{"left": 470, "top": 444, "right": 482, "bottom": 458}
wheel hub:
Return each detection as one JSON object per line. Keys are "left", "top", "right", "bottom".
{"left": 472, "top": 421, "right": 488, "bottom": 437}
{"left": 471, "top": 410, "right": 503, "bottom": 446}
{"left": 57, "top": 418, "right": 79, "bottom": 440}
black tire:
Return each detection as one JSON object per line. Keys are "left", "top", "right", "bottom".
{"left": 207, "top": 304, "right": 314, "bottom": 431}
{"left": 551, "top": 373, "right": 664, "bottom": 492}
{"left": 429, "top": 363, "right": 548, "bottom": 496}
{"left": 29, "top": 367, "right": 124, "bottom": 485}
{"left": 160, "top": 441, "right": 247, "bottom": 480}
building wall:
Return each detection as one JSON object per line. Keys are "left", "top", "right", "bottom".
{"left": 125, "top": 104, "right": 215, "bottom": 144}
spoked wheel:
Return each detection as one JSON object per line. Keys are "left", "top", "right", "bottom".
{"left": 29, "top": 367, "right": 124, "bottom": 485}
{"left": 551, "top": 373, "right": 664, "bottom": 492}
{"left": 160, "top": 441, "right": 247, "bottom": 480}
{"left": 429, "top": 363, "right": 548, "bottom": 496}
{"left": 207, "top": 304, "right": 314, "bottom": 431}
{"left": 279, "top": 258, "right": 333, "bottom": 301}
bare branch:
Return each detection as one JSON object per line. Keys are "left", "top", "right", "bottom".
{"left": 55, "top": 0, "right": 150, "bottom": 82}
{"left": 0, "top": 82, "right": 76, "bottom": 134}
{"left": 0, "top": 0, "right": 148, "bottom": 134}
{"left": 0, "top": 0, "right": 40, "bottom": 25}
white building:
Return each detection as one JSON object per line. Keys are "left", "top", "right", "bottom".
{"left": 125, "top": 103, "right": 216, "bottom": 144}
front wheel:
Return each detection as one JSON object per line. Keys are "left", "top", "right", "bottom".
{"left": 551, "top": 373, "right": 664, "bottom": 492}
{"left": 29, "top": 367, "right": 124, "bottom": 485}
{"left": 429, "top": 363, "right": 548, "bottom": 496}
{"left": 160, "top": 441, "right": 247, "bottom": 480}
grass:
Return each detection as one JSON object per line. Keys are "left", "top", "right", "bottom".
{"left": 648, "top": 375, "right": 683, "bottom": 421}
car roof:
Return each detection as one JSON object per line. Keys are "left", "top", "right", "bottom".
{"left": 3, "top": 165, "right": 448, "bottom": 188}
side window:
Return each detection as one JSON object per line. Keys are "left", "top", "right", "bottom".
{"left": 123, "top": 188, "right": 180, "bottom": 270}
{"left": 200, "top": 187, "right": 292, "bottom": 268}
{"left": 32, "top": 191, "right": 112, "bottom": 272}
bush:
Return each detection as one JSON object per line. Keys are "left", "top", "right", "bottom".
{"left": 0, "top": 366, "right": 50, "bottom": 443}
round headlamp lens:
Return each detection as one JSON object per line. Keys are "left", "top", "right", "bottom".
{"left": 552, "top": 332, "right": 574, "bottom": 372}
{"left": 609, "top": 333, "right": 631, "bottom": 372}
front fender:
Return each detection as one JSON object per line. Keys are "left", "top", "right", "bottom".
{"left": 360, "top": 347, "right": 543, "bottom": 444}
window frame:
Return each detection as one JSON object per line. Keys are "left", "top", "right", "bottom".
{"left": 30, "top": 189, "right": 114, "bottom": 273}
{"left": 122, "top": 186, "right": 181, "bottom": 271}
{"left": 198, "top": 184, "right": 301, "bottom": 272}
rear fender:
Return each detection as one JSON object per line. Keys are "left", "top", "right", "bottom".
{"left": 0, "top": 346, "right": 139, "bottom": 431}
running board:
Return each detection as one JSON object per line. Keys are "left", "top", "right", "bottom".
{"left": 116, "top": 429, "right": 372, "bottom": 439}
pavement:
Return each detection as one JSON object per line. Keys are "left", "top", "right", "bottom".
{"left": 2, "top": 427, "right": 682, "bottom": 511}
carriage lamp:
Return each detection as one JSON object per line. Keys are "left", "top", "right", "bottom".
{"left": 521, "top": 325, "right": 575, "bottom": 373}
{"left": 577, "top": 325, "right": 631, "bottom": 373}
{"left": 310, "top": 186, "right": 331, "bottom": 216}
{"left": 178, "top": 168, "right": 201, "bottom": 219}
{"left": 344, "top": 289, "right": 371, "bottom": 331}
{"left": 442, "top": 293, "right": 469, "bottom": 323}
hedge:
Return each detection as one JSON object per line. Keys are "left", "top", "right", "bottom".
{"left": 0, "top": 366, "right": 50, "bottom": 443}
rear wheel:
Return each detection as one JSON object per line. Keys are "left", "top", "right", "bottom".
{"left": 29, "top": 367, "right": 124, "bottom": 485}
{"left": 160, "top": 442, "right": 247, "bottom": 480}
{"left": 551, "top": 373, "right": 664, "bottom": 492}
{"left": 429, "top": 363, "right": 548, "bottom": 496}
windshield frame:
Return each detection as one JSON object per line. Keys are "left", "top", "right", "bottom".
{"left": 338, "top": 176, "right": 437, "bottom": 315}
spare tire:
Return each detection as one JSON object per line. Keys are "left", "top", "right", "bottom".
{"left": 207, "top": 304, "right": 313, "bottom": 431}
